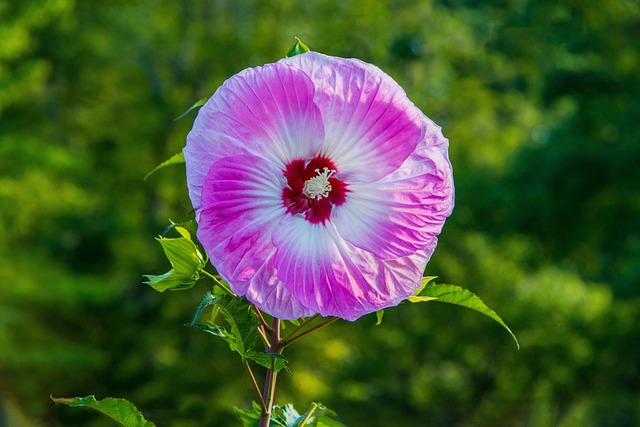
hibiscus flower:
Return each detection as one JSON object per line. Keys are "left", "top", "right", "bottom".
{"left": 184, "top": 51, "right": 454, "bottom": 321}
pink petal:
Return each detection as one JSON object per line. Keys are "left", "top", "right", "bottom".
{"left": 197, "top": 154, "right": 312, "bottom": 318}
{"left": 184, "top": 62, "right": 324, "bottom": 217}
{"left": 272, "top": 219, "right": 429, "bottom": 321}
{"left": 332, "top": 118, "right": 454, "bottom": 259}
{"left": 281, "top": 52, "right": 422, "bottom": 183}
{"left": 244, "top": 255, "right": 316, "bottom": 320}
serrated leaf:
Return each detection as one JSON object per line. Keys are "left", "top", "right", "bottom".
{"left": 189, "top": 295, "right": 261, "bottom": 360}
{"left": 295, "top": 403, "right": 345, "bottom": 427}
{"left": 248, "top": 351, "right": 289, "bottom": 373}
{"left": 274, "top": 404, "right": 301, "bottom": 426}
{"left": 286, "top": 37, "right": 310, "bottom": 57}
{"left": 235, "top": 402, "right": 344, "bottom": 427}
{"left": 414, "top": 276, "right": 438, "bottom": 295}
{"left": 234, "top": 401, "right": 262, "bottom": 427}
{"left": 217, "top": 295, "right": 260, "bottom": 358}
{"left": 416, "top": 283, "right": 519, "bottom": 349}
{"left": 51, "top": 395, "right": 155, "bottom": 427}
{"left": 174, "top": 96, "right": 208, "bottom": 121}
{"left": 144, "top": 151, "right": 185, "bottom": 180}
{"left": 143, "top": 226, "right": 205, "bottom": 292}
{"left": 190, "top": 291, "right": 215, "bottom": 325}
{"left": 189, "top": 322, "right": 231, "bottom": 340}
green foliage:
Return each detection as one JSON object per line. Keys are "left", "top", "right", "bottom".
{"left": 173, "top": 98, "right": 208, "bottom": 122}
{"left": 286, "top": 37, "right": 311, "bottom": 57}
{"left": 51, "top": 396, "right": 155, "bottom": 427}
{"left": 189, "top": 293, "right": 289, "bottom": 372}
{"left": 411, "top": 280, "right": 519, "bottom": 349}
{"left": 143, "top": 226, "right": 205, "bottom": 292}
{"left": 144, "top": 152, "right": 185, "bottom": 181}
{"left": 235, "top": 402, "right": 345, "bottom": 427}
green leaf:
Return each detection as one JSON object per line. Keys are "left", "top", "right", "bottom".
{"left": 174, "top": 96, "right": 208, "bottom": 121}
{"left": 406, "top": 295, "right": 439, "bottom": 303}
{"left": 143, "top": 151, "right": 185, "bottom": 180}
{"left": 286, "top": 319, "right": 301, "bottom": 327}
{"left": 234, "top": 401, "right": 262, "bottom": 427}
{"left": 51, "top": 395, "right": 155, "bottom": 427}
{"left": 190, "top": 291, "right": 215, "bottom": 325}
{"left": 286, "top": 37, "right": 310, "bottom": 57}
{"left": 235, "top": 402, "right": 292, "bottom": 427}
{"left": 274, "top": 404, "right": 301, "bottom": 426}
{"left": 248, "top": 351, "right": 290, "bottom": 373}
{"left": 235, "top": 402, "right": 345, "bottom": 427}
{"left": 293, "top": 403, "right": 346, "bottom": 427}
{"left": 143, "top": 226, "right": 206, "bottom": 292}
{"left": 375, "top": 310, "right": 384, "bottom": 326}
{"left": 189, "top": 295, "right": 261, "bottom": 360}
{"left": 414, "top": 282, "right": 519, "bottom": 349}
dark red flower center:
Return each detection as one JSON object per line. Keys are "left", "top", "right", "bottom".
{"left": 281, "top": 156, "right": 348, "bottom": 224}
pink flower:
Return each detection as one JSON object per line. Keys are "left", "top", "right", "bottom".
{"left": 184, "top": 52, "right": 454, "bottom": 321}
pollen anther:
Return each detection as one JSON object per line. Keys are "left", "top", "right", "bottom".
{"left": 303, "top": 167, "right": 336, "bottom": 200}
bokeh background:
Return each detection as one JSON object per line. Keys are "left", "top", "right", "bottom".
{"left": 1, "top": 0, "right": 639, "bottom": 426}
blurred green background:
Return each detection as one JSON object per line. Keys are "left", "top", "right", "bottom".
{"left": 1, "top": 0, "right": 639, "bottom": 426}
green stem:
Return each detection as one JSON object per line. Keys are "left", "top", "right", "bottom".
{"left": 297, "top": 402, "right": 318, "bottom": 427}
{"left": 200, "top": 270, "right": 234, "bottom": 295}
{"left": 256, "top": 325, "right": 270, "bottom": 348}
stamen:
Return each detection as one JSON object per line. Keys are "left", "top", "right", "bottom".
{"left": 303, "top": 167, "right": 336, "bottom": 200}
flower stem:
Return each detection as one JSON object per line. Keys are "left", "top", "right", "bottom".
{"left": 200, "top": 270, "right": 234, "bottom": 295}
{"left": 297, "top": 402, "right": 318, "bottom": 427}
{"left": 260, "top": 317, "right": 281, "bottom": 427}
{"left": 281, "top": 317, "right": 339, "bottom": 349}
{"left": 281, "top": 314, "right": 320, "bottom": 343}
{"left": 243, "top": 360, "right": 266, "bottom": 413}
{"left": 252, "top": 305, "right": 273, "bottom": 334}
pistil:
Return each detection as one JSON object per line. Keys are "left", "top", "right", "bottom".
{"left": 302, "top": 167, "right": 336, "bottom": 200}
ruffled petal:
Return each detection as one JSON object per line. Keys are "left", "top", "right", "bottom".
{"left": 281, "top": 52, "right": 422, "bottom": 183}
{"left": 184, "top": 62, "right": 325, "bottom": 217}
{"left": 272, "top": 219, "right": 428, "bottom": 321}
{"left": 197, "top": 154, "right": 312, "bottom": 318}
{"left": 244, "top": 255, "right": 316, "bottom": 320}
{"left": 332, "top": 117, "right": 454, "bottom": 259}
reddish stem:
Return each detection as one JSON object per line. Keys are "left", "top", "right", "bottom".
{"left": 259, "top": 318, "right": 281, "bottom": 427}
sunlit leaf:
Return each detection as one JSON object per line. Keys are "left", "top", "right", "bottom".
{"left": 286, "top": 37, "right": 310, "bottom": 57}
{"left": 161, "top": 219, "right": 197, "bottom": 237}
{"left": 375, "top": 310, "right": 384, "bottom": 326}
{"left": 143, "top": 226, "right": 205, "bottom": 292}
{"left": 274, "top": 404, "right": 301, "bottom": 426}
{"left": 143, "top": 151, "right": 185, "bottom": 180}
{"left": 51, "top": 395, "right": 155, "bottom": 427}
{"left": 406, "top": 295, "right": 438, "bottom": 303}
{"left": 278, "top": 402, "right": 345, "bottom": 427}
{"left": 415, "top": 282, "right": 519, "bottom": 349}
